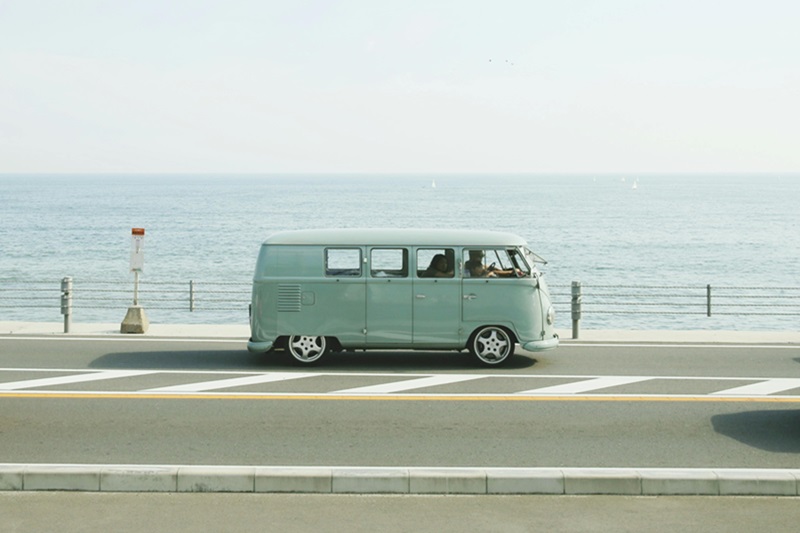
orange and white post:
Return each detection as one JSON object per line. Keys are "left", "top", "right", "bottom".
{"left": 130, "top": 228, "right": 145, "bottom": 305}
{"left": 121, "top": 227, "right": 149, "bottom": 333}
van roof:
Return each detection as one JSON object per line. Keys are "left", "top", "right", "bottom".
{"left": 262, "top": 229, "right": 529, "bottom": 247}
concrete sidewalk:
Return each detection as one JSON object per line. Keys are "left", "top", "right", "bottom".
{"left": 1, "top": 321, "right": 799, "bottom": 344}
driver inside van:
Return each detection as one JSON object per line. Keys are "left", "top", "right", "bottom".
{"left": 465, "top": 250, "right": 519, "bottom": 277}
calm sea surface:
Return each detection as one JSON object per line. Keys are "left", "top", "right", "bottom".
{"left": 1, "top": 174, "right": 798, "bottom": 330}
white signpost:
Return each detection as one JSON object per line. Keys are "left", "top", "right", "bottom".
{"left": 130, "top": 227, "right": 145, "bottom": 304}
{"left": 120, "top": 228, "right": 150, "bottom": 333}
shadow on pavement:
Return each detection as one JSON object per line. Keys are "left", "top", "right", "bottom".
{"left": 90, "top": 349, "right": 264, "bottom": 370}
{"left": 90, "top": 348, "right": 537, "bottom": 371}
{"left": 305, "top": 350, "right": 538, "bottom": 371}
{"left": 711, "top": 409, "right": 800, "bottom": 453}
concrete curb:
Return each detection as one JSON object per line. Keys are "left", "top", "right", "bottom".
{"left": 1, "top": 465, "right": 799, "bottom": 496}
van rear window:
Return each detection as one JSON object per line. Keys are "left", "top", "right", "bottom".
{"left": 325, "top": 248, "right": 362, "bottom": 277}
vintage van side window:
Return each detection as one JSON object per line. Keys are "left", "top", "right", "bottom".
{"left": 370, "top": 248, "right": 408, "bottom": 278}
{"left": 417, "top": 248, "right": 454, "bottom": 278}
{"left": 325, "top": 248, "right": 362, "bottom": 277}
{"left": 463, "top": 248, "right": 527, "bottom": 278}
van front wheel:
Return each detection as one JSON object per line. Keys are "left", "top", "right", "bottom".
{"left": 470, "top": 326, "right": 514, "bottom": 366}
{"left": 287, "top": 335, "right": 328, "bottom": 364}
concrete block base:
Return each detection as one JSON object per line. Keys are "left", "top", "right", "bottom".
{"left": 120, "top": 306, "right": 149, "bottom": 334}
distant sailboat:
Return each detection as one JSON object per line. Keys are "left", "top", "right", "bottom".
{"left": 431, "top": 179, "right": 436, "bottom": 189}
{"left": 632, "top": 178, "right": 639, "bottom": 190}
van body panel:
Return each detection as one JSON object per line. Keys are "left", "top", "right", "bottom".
{"left": 278, "top": 278, "right": 367, "bottom": 345}
{"left": 248, "top": 229, "right": 559, "bottom": 358}
{"left": 366, "top": 277, "right": 413, "bottom": 345}
{"left": 461, "top": 278, "right": 532, "bottom": 323}
{"left": 412, "top": 276, "right": 462, "bottom": 346}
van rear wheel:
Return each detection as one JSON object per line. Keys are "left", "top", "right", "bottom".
{"left": 470, "top": 326, "right": 514, "bottom": 366}
{"left": 287, "top": 335, "right": 328, "bottom": 364}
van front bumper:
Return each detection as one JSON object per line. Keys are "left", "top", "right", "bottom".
{"left": 521, "top": 335, "right": 559, "bottom": 352}
{"left": 247, "top": 339, "right": 274, "bottom": 353}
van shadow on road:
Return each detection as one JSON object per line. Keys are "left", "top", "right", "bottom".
{"left": 89, "top": 349, "right": 265, "bottom": 371}
{"left": 711, "top": 410, "right": 800, "bottom": 453}
{"left": 90, "top": 349, "right": 538, "bottom": 372}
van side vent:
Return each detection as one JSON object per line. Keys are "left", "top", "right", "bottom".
{"left": 277, "top": 284, "right": 302, "bottom": 312}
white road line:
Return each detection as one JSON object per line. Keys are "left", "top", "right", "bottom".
{"left": 333, "top": 374, "right": 486, "bottom": 394}
{"left": 0, "top": 337, "right": 242, "bottom": 343}
{"left": 562, "top": 343, "right": 798, "bottom": 349}
{"left": 0, "top": 370, "right": 157, "bottom": 390}
{"left": 144, "top": 373, "right": 317, "bottom": 392}
{"left": 517, "top": 376, "right": 652, "bottom": 395}
{"left": 711, "top": 378, "right": 800, "bottom": 396}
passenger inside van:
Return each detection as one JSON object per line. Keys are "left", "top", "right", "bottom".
{"left": 423, "top": 254, "right": 454, "bottom": 278}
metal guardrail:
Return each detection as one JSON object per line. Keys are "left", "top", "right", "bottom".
{"left": 2, "top": 278, "right": 800, "bottom": 336}
{"left": 0, "top": 278, "right": 251, "bottom": 332}
{"left": 549, "top": 282, "right": 800, "bottom": 338}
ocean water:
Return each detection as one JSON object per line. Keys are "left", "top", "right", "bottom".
{"left": 1, "top": 174, "right": 798, "bottom": 330}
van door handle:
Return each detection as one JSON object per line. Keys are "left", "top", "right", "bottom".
{"left": 464, "top": 294, "right": 477, "bottom": 300}
{"left": 416, "top": 294, "right": 426, "bottom": 299}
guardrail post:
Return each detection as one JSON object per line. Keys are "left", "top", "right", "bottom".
{"left": 707, "top": 284, "right": 712, "bottom": 317}
{"left": 61, "top": 276, "right": 72, "bottom": 333}
{"left": 571, "top": 280, "right": 582, "bottom": 339}
{"left": 190, "top": 280, "right": 195, "bottom": 312}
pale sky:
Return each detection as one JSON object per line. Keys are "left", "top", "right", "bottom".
{"left": 1, "top": 0, "right": 798, "bottom": 174}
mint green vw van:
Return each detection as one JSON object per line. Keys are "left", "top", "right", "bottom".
{"left": 247, "top": 229, "right": 558, "bottom": 365}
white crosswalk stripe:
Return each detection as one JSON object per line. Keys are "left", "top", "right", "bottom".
{"left": 144, "top": 372, "right": 317, "bottom": 392}
{"left": 711, "top": 378, "right": 800, "bottom": 396}
{"left": 517, "top": 376, "right": 652, "bottom": 395}
{"left": 1, "top": 368, "right": 800, "bottom": 399}
{"left": 334, "top": 374, "right": 486, "bottom": 394}
{"left": 0, "top": 370, "right": 156, "bottom": 390}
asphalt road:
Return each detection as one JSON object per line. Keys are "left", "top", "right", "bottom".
{"left": 1, "top": 337, "right": 799, "bottom": 468}
{"left": 3, "top": 493, "right": 800, "bottom": 533}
